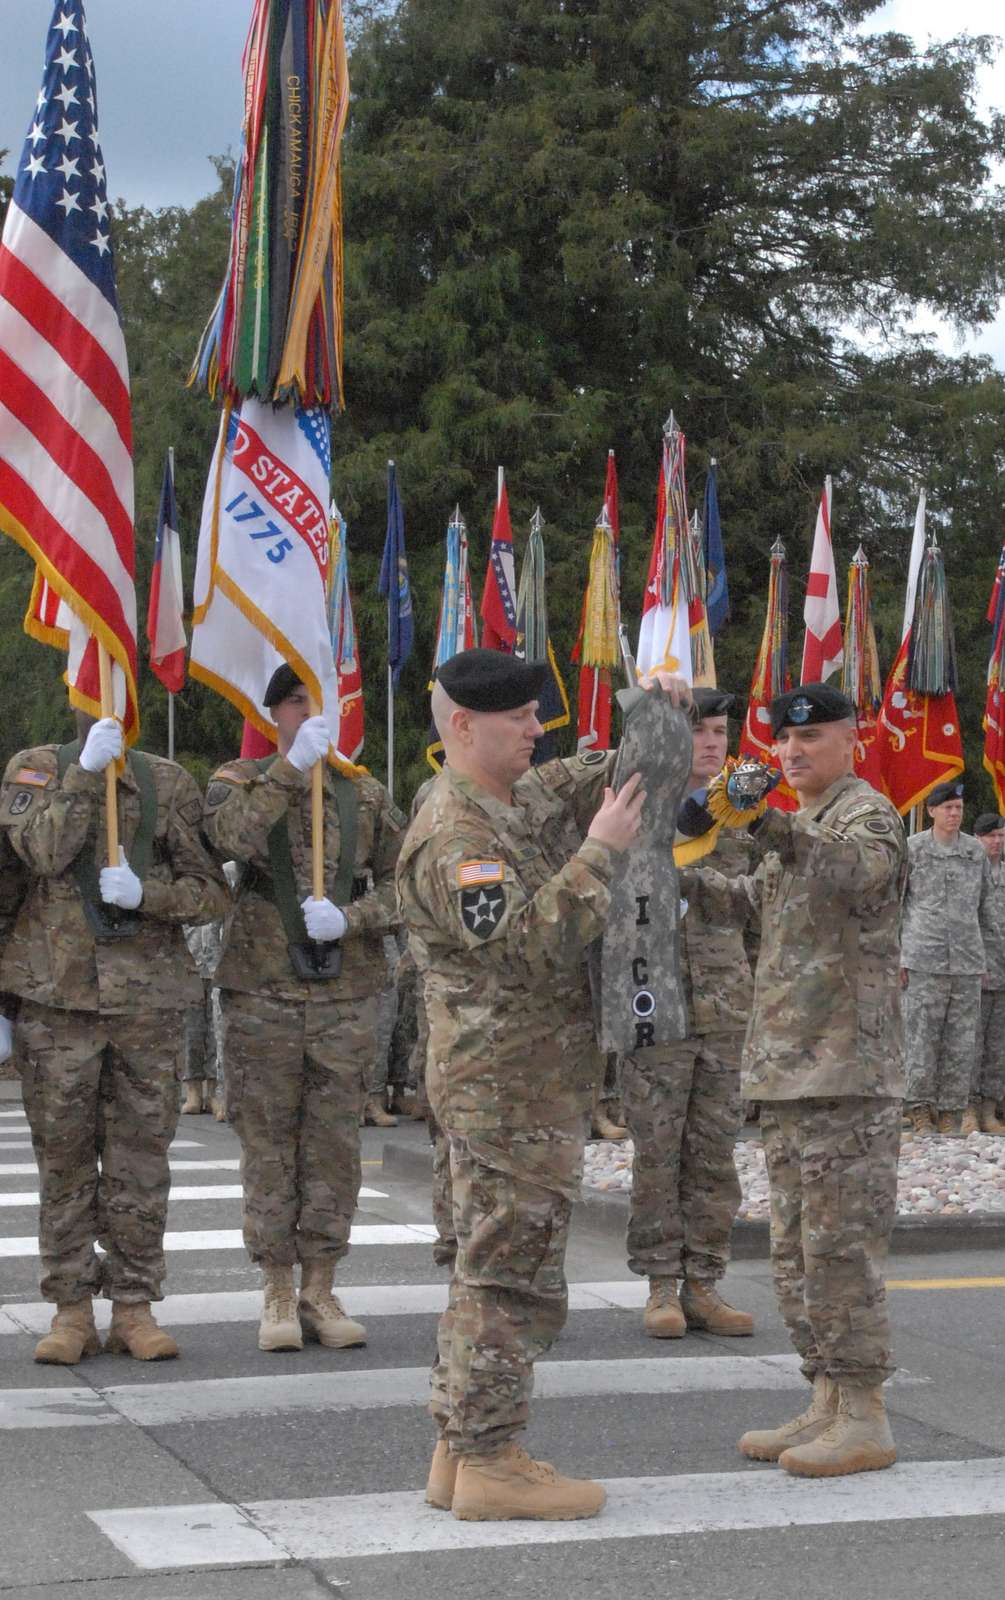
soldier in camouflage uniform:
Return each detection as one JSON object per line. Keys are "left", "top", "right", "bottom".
{"left": 623, "top": 688, "right": 754, "bottom": 1339}
{"left": 0, "top": 834, "right": 28, "bottom": 1080}
{"left": 899, "top": 779, "right": 993, "bottom": 1136}
{"left": 203, "top": 665, "right": 404, "bottom": 1354}
{"left": 687, "top": 684, "right": 906, "bottom": 1479}
{"left": 970, "top": 814, "right": 1005, "bottom": 1133}
{"left": 181, "top": 919, "right": 225, "bottom": 1118}
{"left": 0, "top": 714, "right": 229, "bottom": 1365}
{"left": 397, "top": 648, "right": 689, "bottom": 1523}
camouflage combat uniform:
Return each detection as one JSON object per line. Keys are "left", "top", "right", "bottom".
{"left": 623, "top": 826, "right": 753, "bottom": 1283}
{"left": 396, "top": 752, "right": 617, "bottom": 1456}
{"left": 0, "top": 746, "right": 228, "bottom": 1304}
{"left": 900, "top": 829, "right": 993, "bottom": 1111}
{"left": 203, "top": 755, "right": 403, "bottom": 1268}
{"left": 182, "top": 919, "right": 224, "bottom": 1086}
{"left": 690, "top": 774, "right": 906, "bottom": 1389}
{"left": 973, "top": 855, "right": 1005, "bottom": 1106}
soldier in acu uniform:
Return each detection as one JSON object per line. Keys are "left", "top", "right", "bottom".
{"left": 899, "top": 778, "right": 993, "bottom": 1136}
{"left": 0, "top": 713, "right": 229, "bottom": 1364}
{"left": 686, "top": 684, "right": 906, "bottom": 1478}
{"left": 623, "top": 687, "right": 755, "bottom": 1339}
{"left": 203, "top": 665, "right": 404, "bottom": 1353}
{"left": 397, "top": 648, "right": 690, "bottom": 1523}
{"left": 970, "top": 813, "right": 1005, "bottom": 1133}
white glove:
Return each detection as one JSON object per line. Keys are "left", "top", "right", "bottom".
{"left": 99, "top": 846, "right": 143, "bottom": 910}
{"left": 0, "top": 1017, "right": 12, "bottom": 1064}
{"left": 79, "top": 717, "right": 123, "bottom": 773}
{"left": 286, "top": 716, "right": 331, "bottom": 773}
{"left": 301, "top": 896, "right": 347, "bottom": 942}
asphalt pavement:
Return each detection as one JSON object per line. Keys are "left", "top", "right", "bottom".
{"left": 2, "top": 1083, "right": 1005, "bottom": 1600}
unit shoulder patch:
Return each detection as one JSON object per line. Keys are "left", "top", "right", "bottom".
{"left": 460, "top": 883, "right": 506, "bottom": 939}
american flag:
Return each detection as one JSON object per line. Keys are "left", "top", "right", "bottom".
{"left": 0, "top": 0, "right": 139, "bottom": 740}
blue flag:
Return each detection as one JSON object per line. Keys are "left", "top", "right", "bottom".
{"left": 378, "top": 460, "right": 413, "bottom": 687}
{"left": 703, "top": 462, "right": 730, "bottom": 637}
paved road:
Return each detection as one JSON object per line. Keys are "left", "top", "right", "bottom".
{"left": 2, "top": 1089, "right": 1005, "bottom": 1600}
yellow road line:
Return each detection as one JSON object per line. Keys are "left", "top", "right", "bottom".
{"left": 361, "top": 1159, "right": 382, "bottom": 1166}
{"left": 887, "top": 1276, "right": 1005, "bottom": 1290}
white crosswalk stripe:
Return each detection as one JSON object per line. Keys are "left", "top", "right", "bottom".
{"left": 0, "top": 1159, "right": 242, "bottom": 1176}
{"left": 0, "top": 1223, "right": 438, "bottom": 1257}
{"left": 88, "top": 1459, "right": 1005, "bottom": 1567}
{"left": 0, "top": 1184, "right": 387, "bottom": 1207}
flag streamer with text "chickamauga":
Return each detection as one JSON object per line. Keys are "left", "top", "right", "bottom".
{"left": 840, "top": 544, "right": 883, "bottom": 790}
{"left": 571, "top": 451, "right": 620, "bottom": 750}
{"left": 801, "top": 475, "right": 843, "bottom": 684}
{"left": 0, "top": 0, "right": 139, "bottom": 742}
{"left": 515, "top": 507, "right": 570, "bottom": 764}
{"left": 426, "top": 506, "right": 477, "bottom": 770}
{"left": 739, "top": 537, "right": 797, "bottom": 811}
{"left": 190, "top": 0, "right": 349, "bottom": 409}
{"left": 879, "top": 495, "right": 963, "bottom": 815}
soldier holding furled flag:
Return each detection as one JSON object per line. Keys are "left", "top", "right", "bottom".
{"left": 192, "top": 0, "right": 406, "bottom": 1356}
{"left": 0, "top": 0, "right": 228, "bottom": 1368}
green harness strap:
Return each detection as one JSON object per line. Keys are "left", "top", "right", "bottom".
{"left": 57, "top": 742, "right": 158, "bottom": 934}
{"left": 249, "top": 756, "right": 359, "bottom": 949}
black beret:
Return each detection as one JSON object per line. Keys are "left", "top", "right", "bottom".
{"left": 927, "top": 779, "right": 965, "bottom": 809}
{"left": 435, "top": 648, "right": 548, "bottom": 712}
{"left": 263, "top": 663, "right": 304, "bottom": 708}
{"left": 770, "top": 682, "right": 855, "bottom": 737}
{"left": 691, "top": 687, "right": 735, "bottom": 720}
{"left": 974, "top": 812, "right": 1005, "bottom": 835}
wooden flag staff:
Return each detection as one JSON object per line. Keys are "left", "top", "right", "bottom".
{"left": 308, "top": 695, "right": 325, "bottom": 899}
{"left": 97, "top": 640, "right": 119, "bottom": 864}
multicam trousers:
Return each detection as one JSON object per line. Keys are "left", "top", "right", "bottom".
{"left": 972, "top": 988, "right": 1005, "bottom": 1105}
{"left": 221, "top": 988, "right": 373, "bottom": 1267}
{"left": 183, "top": 980, "right": 219, "bottom": 1084}
{"left": 430, "top": 1120, "right": 584, "bottom": 1455}
{"left": 760, "top": 1096, "right": 901, "bottom": 1389}
{"left": 18, "top": 1000, "right": 184, "bottom": 1303}
{"left": 622, "top": 1033, "right": 742, "bottom": 1282}
{"left": 903, "top": 970, "right": 980, "bottom": 1111}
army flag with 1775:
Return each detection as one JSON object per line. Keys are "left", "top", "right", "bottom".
{"left": 190, "top": 397, "right": 355, "bottom": 764}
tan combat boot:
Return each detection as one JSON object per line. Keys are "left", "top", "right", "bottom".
{"left": 387, "top": 1088, "right": 415, "bottom": 1117}
{"left": 643, "top": 1277, "right": 686, "bottom": 1338}
{"left": 960, "top": 1103, "right": 980, "bottom": 1137}
{"left": 426, "top": 1440, "right": 458, "bottom": 1510}
{"left": 779, "top": 1383, "right": 896, "bottom": 1477}
{"left": 258, "top": 1263, "right": 303, "bottom": 1352}
{"left": 452, "top": 1443, "right": 606, "bottom": 1522}
{"left": 181, "top": 1079, "right": 205, "bottom": 1114}
{"left": 299, "top": 1261, "right": 367, "bottom": 1348}
{"left": 210, "top": 1090, "right": 227, "bottom": 1122}
{"left": 33, "top": 1299, "right": 100, "bottom": 1365}
{"left": 105, "top": 1302, "right": 179, "bottom": 1360}
{"left": 981, "top": 1099, "right": 1005, "bottom": 1134}
{"left": 937, "top": 1108, "right": 961, "bottom": 1137}
{"left": 907, "top": 1103, "right": 936, "bottom": 1135}
{"left": 680, "top": 1281, "right": 754, "bottom": 1336}
{"left": 362, "top": 1096, "right": 398, "bottom": 1128}
{"left": 738, "top": 1374, "right": 839, "bottom": 1460}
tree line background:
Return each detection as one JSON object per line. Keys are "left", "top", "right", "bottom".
{"left": 2, "top": 0, "right": 1005, "bottom": 810}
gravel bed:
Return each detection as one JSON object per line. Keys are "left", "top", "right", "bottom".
{"left": 583, "top": 1130, "right": 1005, "bottom": 1218}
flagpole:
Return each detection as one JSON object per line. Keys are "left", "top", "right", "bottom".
{"left": 97, "top": 641, "right": 119, "bottom": 865}
{"left": 387, "top": 666, "right": 395, "bottom": 801}
{"left": 308, "top": 695, "right": 325, "bottom": 900}
{"left": 167, "top": 444, "right": 176, "bottom": 762}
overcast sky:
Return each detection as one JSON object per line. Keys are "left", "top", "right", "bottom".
{"left": 0, "top": 0, "right": 1002, "bottom": 359}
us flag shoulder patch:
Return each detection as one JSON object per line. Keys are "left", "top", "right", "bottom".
{"left": 456, "top": 859, "right": 505, "bottom": 889}
{"left": 13, "top": 769, "right": 51, "bottom": 787}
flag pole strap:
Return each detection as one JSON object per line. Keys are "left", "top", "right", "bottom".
{"left": 308, "top": 696, "right": 325, "bottom": 901}
{"left": 97, "top": 641, "right": 119, "bottom": 865}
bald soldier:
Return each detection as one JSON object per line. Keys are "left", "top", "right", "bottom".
{"left": 0, "top": 713, "right": 229, "bottom": 1364}
{"left": 622, "top": 686, "right": 755, "bottom": 1339}
{"left": 397, "top": 648, "right": 691, "bottom": 1523}
{"left": 203, "top": 665, "right": 404, "bottom": 1353}
{"left": 685, "top": 685, "right": 906, "bottom": 1478}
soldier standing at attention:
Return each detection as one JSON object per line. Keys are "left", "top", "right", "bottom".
{"left": 899, "top": 779, "right": 993, "bottom": 1136}
{"left": 203, "top": 665, "right": 404, "bottom": 1353}
{"left": 397, "top": 647, "right": 690, "bottom": 1523}
{"left": 686, "top": 684, "right": 906, "bottom": 1478}
{"left": 969, "top": 814, "right": 1005, "bottom": 1134}
{"left": 0, "top": 713, "right": 229, "bottom": 1364}
{"left": 623, "top": 686, "right": 754, "bottom": 1339}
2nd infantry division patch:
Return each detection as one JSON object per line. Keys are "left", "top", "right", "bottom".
{"left": 460, "top": 883, "right": 506, "bottom": 939}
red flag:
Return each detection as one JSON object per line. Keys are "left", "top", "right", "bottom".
{"left": 983, "top": 541, "right": 1005, "bottom": 809}
{"left": 801, "top": 476, "right": 843, "bottom": 683}
{"left": 739, "top": 538, "right": 797, "bottom": 811}
{"left": 479, "top": 467, "right": 517, "bottom": 651}
{"left": 841, "top": 546, "right": 883, "bottom": 789}
{"left": 572, "top": 451, "right": 620, "bottom": 749}
{"left": 146, "top": 453, "right": 187, "bottom": 693}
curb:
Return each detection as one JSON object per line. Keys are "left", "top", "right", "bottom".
{"left": 380, "top": 1137, "right": 1005, "bottom": 1259}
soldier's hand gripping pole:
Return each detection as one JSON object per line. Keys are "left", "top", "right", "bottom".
{"left": 97, "top": 640, "right": 119, "bottom": 865}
